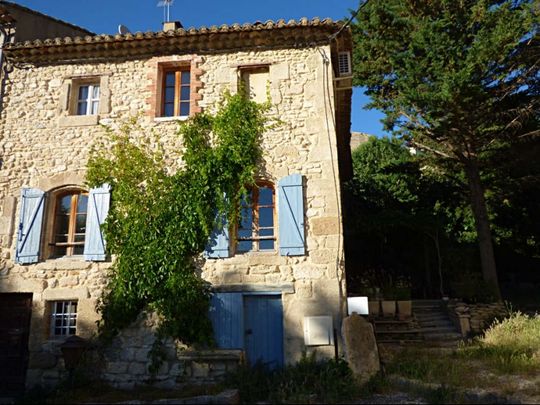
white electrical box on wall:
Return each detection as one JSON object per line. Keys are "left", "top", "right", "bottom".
{"left": 347, "top": 296, "right": 369, "bottom": 315}
{"left": 303, "top": 315, "right": 334, "bottom": 346}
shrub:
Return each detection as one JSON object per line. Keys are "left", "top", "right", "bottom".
{"left": 224, "top": 353, "right": 360, "bottom": 404}
{"left": 459, "top": 311, "right": 540, "bottom": 373}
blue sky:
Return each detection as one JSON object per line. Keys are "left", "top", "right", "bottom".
{"left": 11, "top": 0, "right": 388, "bottom": 137}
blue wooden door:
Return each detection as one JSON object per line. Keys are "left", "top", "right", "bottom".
{"left": 243, "top": 295, "right": 284, "bottom": 369}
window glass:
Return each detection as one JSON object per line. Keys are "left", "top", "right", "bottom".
{"left": 52, "top": 191, "right": 88, "bottom": 257}
{"left": 76, "top": 84, "right": 100, "bottom": 116}
{"left": 161, "top": 68, "right": 191, "bottom": 117}
{"left": 236, "top": 184, "right": 275, "bottom": 253}
{"left": 51, "top": 301, "right": 77, "bottom": 337}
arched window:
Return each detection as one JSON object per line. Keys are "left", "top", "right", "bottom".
{"left": 51, "top": 189, "right": 88, "bottom": 257}
{"left": 237, "top": 182, "right": 275, "bottom": 253}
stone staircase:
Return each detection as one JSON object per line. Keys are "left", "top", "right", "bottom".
{"left": 412, "top": 300, "right": 462, "bottom": 346}
{"left": 373, "top": 300, "right": 463, "bottom": 346}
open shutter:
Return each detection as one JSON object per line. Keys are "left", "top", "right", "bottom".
{"left": 15, "top": 188, "right": 45, "bottom": 264}
{"left": 84, "top": 184, "right": 110, "bottom": 261}
{"left": 204, "top": 208, "right": 230, "bottom": 259}
{"left": 278, "top": 174, "right": 305, "bottom": 256}
{"left": 209, "top": 292, "right": 244, "bottom": 349}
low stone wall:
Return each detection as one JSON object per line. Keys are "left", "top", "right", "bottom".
{"left": 446, "top": 300, "right": 507, "bottom": 336}
{"left": 101, "top": 313, "right": 242, "bottom": 389}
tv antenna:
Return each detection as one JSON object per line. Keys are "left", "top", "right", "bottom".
{"left": 157, "top": 0, "right": 174, "bottom": 23}
{"left": 118, "top": 24, "right": 131, "bottom": 35}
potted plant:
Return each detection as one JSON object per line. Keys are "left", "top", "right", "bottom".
{"left": 395, "top": 287, "right": 412, "bottom": 320}
{"left": 381, "top": 286, "right": 397, "bottom": 317}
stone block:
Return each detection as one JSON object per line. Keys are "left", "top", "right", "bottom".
{"left": 311, "top": 217, "right": 340, "bottom": 236}
{"left": 342, "top": 314, "right": 380, "bottom": 384}
{"left": 28, "top": 351, "right": 57, "bottom": 369}
{"left": 293, "top": 265, "right": 324, "bottom": 280}
{"left": 192, "top": 361, "right": 209, "bottom": 378}
{"left": 107, "top": 361, "right": 129, "bottom": 374}
{"left": 128, "top": 362, "right": 147, "bottom": 375}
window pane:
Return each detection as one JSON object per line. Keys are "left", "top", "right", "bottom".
{"left": 74, "top": 234, "right": 85, "bottom": 243}
{"left": 259, "top": 239, "right": 274, "bottom": 250}
{"left": 58, "top": 195, "right": 72, "bottom": 214}
{"left": 91, "top": 101, "right": 99, "bottom": 115}
{"left": 163, "top": 103, "right": 174, "bottom": 117}
{"left": 75, "top": 214, "right": 86, "bottom": 234}
{"left": 180, "top": 86, "right": 190, "bottom": 101}
{"left": 181, "top": 71, "right": 190, "bottom": 84}
{"left": 55, "top": 246, "right": 67, "bottom": 256}
{"left": 55, "top": 233, "right": 68, "bottom": 244}
{"left": 179, "top": 102, "right": 190, "bottom": 116}
{"left": 55, "top": 215, "right": 70, "bottom": 236}
{"left": 77, "top": 101, "right": 88, "bottom": 115}
{"left": 237, "top": 240, "right": 252, "bottom": 252}
{"left": 165, "top": 72, "right": 175, "bottom": 86}
{"left": 73, "top": 245, "right": 84, "bottom": 255}
{"left": 259, "top": 228, "right": 274, "bottom": 237}
{"left": 240, "top": 207, "right": 253, "bottom": 229}
{"left": 77, "top": 195, "right": 88, "bottom": 214}
{"left": 258, "top": 187, "right": 273, "bottom": 205}
{"left": 164, "top": 87, "right": 175, "bottom": 103}
{"left": 91, "top": 85, "right": 100, "bottom": 99}
{"left": 238, "top": 228, "right": 252, "bottom": 239}
{"left": 78, "top": 85, "right": 89, "bottom": 101}
{"left": 259, "top": 207, "right": 274, "bottom": 228}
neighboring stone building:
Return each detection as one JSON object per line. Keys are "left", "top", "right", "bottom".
{"left": 0, "top": 13, "right": 353, "bottom": 392}
{"left": 350, "top": 131, "right": 370, "bottom": 151}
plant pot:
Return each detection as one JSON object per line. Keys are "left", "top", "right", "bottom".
{"left": 396, "top": 300, "right": 412, "bottom": 320}
{"left": 381, "top": 300, "right": 396, "bottom": 317}
{"left": 368, "top": 300, "right": 380, "bottom": 317}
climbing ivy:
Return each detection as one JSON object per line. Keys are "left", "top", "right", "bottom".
{"left": 86, "top": 92, "right": 270, "bottom": 348}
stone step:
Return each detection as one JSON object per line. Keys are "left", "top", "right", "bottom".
{"left": 415, "top": 316, "right": 451, "bottom": 323}
{"left": 412, "top": 300, "right": 443, "bottom": 306}
{"left": 418, "top": 322, "right": 455, "bottom": 329}
{"left": 423, "top": 332, "right": 462, "bottom": 341}
{"left": 419, "top": 326, "right": 458, "bottom": 334}
{"left": 375, "top": 329, "right": 423, "bottom": 334}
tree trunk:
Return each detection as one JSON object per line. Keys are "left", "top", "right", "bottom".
{"left": 463, "top": 159, "right": 501, "bottom": 299}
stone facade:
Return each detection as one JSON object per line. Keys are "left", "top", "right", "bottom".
{"left": 0, "top": 20, "right": 352, "bottom": 390}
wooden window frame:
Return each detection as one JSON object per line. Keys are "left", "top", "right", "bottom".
{"left": 161, "top": 67, "right": 191, "bottom": 117}
{"left": 236, "top": 181, "right": 276, "bottom": 253}
{"left": 50, "top": 190, "right": 88, "bottom": 257}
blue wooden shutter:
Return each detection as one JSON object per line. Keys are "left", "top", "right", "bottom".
{"left": 278, "top": 174, "right": 305, "bottom": 256}
{"left": 15, "top": 188, "right": 45, "bottom": 264}
{"left": 209, "top": 292, "right": 244, "bottom": 349}
{"left": 84, "top": 184, "right": 111, "bottom": 261}
{"left": 205, "top": 209, "right": 230, "bottom": 259}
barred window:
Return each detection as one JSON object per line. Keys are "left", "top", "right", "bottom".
{"left": 50, "top": 301, "right": 77, "bottom": 337}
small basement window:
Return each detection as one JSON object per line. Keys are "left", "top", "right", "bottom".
{"left": 50, "top": 300, "right": 77, "bottom": 337}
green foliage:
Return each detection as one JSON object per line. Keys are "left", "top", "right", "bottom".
{"left": 353, "top": 0, "right": 539, "bottom": 291}
{"left": 459, "top": 311, "right": 540, "bottom": 373}
{"left": 224, "top": 353, "right": 360, "bottom": 404}
{"left": 86, "top": 92, "right": 269, "bottom": 348}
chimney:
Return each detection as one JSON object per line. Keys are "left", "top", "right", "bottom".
{"left": 163, "top": 21, "right": 183, "bottom": 31}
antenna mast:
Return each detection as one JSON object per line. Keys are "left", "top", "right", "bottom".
{"left": 157, "top": 0, "right": 174, "bottom": 23}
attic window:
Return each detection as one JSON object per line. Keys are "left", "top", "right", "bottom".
{"left": 337, "top": 52, "right": 352, "bottom": 76}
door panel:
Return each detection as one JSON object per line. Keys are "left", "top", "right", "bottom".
{"left": 244, "top": 295, "right": 284, "bottom": 369}
{"left": 0, "top": 293, "right": 32, "bottom": 395}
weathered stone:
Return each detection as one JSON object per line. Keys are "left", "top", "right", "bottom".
{"left": 128, "top": 362, "right": 147, "bottom": 375}
{"left": 28, "top": 351, "right": 57, "bottom": 369}
{"left": 311, "top": 217, "right": 340, "bottom": 235}
{"left": 342, "top": 313, "right": 380, "bottom": 384}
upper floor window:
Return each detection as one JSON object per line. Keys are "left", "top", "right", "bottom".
{"left": 237, "top": 183, "right": 275, "bottom": 253}
{"left": 162, "top": 68, "right": 190, "bottom": 117}
{"left": 240, "top": 66, "right": 269, "bottom": 103}
{"left": 76, "top": 84, "right": 100, "bottom": 115}
{"left": 52, "top": 190, "right": 88, "bottom": 257}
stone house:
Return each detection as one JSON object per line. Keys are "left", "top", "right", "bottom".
{"left": 0, "top": 13, "right": 353, "bottom": 391}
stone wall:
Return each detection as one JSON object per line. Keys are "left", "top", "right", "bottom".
{"left": 0, "top": 45, "right": 347, "bottom": 389}
{"left": 446, "top": 300, "right": 507, "bottom": 336}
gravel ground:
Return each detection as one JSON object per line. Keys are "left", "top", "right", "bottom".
{"left": 354, "top": 392, "right": 427, "bottom": 404}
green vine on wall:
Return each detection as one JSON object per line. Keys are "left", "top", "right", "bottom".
{"left": 86, "top": 92, "right": 270, "bottom": 353}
